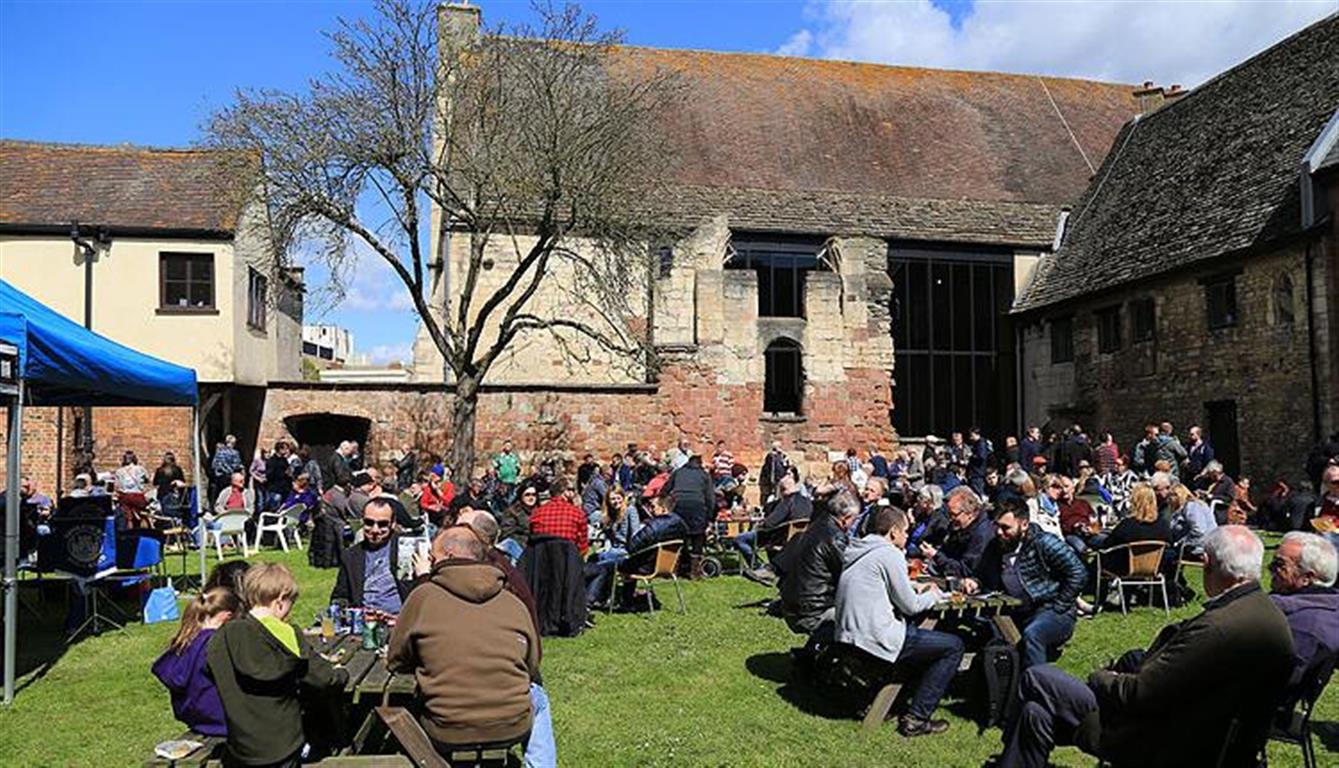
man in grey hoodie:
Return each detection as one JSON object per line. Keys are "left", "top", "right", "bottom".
{"left": 835, "top": 506, "right": 964, "bottom": 737}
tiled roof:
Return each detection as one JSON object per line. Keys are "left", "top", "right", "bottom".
{"left": 1014, "top": 13, "right": 1339, "bottom": 313}
{"left": 656, "top": 186, "right": 1063, "bottom": 247}
{"left": 0, "top": 140, "right": 242, "bottom": 234}
{"left": 610, "top": 46, "right": 1138, "bottom": 208}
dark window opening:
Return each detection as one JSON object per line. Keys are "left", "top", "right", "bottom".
{"left": 247, "top": 267, "right": 268, "bottom": 331}
{"left": 654, "top": 245, "right": 673, "bottom": 278}
{"left": 726, "top": 236, "right": 824, "bottom": 318}
{"left": 1096, "top": 306, "right": 1122, "bottom": 353}
{"left": 1204, "top": 275, "right": 1238, "bottom": 329}
{"left": 302, "top": 341, "right": 320, "bottom": 356}
{"left": 1273, "top": 273, "right": 1295, "bottom": 325}
{"left": 159, "top": 252, "right": 215, "bottom": 310}
{"left": 763, "top": 338, "right": 804, "bottom": 415}
{"left": 1050, "top": 317, "right": 1074, "bottom": 363}
{"left": 890, "top": 246, "right": 1016, "bottom": 438}
{"left": 1131, "top": 298, "right": 1156, "bottom": 343}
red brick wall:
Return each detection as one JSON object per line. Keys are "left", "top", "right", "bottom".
{"left": 1, "top": 405, "right": 197, "bottom": 495}
{"left": 258, "top": 360, "right": 896, "bottom": 484}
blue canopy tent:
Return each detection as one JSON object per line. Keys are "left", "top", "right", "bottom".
{"left": 1, "top": 279, "right": 201, "bottom": 705}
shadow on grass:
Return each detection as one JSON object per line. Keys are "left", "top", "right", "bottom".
{"left": 1313, "top": 721, "right": 1339, "bottom": 752}
{"left": 744, "top": 652, "right": 865, "bottom": 720}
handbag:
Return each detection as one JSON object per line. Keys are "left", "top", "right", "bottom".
{"left": 143, "top": 581, "right": 180, "bottom": 624}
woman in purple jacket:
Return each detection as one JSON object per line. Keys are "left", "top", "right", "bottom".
{"left": 152, "top": 587, "right": 241, "bottom": 736}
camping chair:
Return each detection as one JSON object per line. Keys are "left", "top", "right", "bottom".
{"left": 1094, "top": 540, "right": 1169, "bottom": 617}
{"left": 207, "top": 512, "right": 251, "bottom": 559}
{"left": 253, "top": 503, "right": 306, "bottom": 552}
{"left": 616, "top": 539, "right": 686, "bottom": 615}
{"left": 1267, "top": 652, "right": 1337, "bottom": 768}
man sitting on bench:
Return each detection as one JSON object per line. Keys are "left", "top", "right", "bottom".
{"left": 387, "top": 526, "right": 541, "bottom": 759}
{"left": 835, "top": 506, "right": 961, "bottom": 737}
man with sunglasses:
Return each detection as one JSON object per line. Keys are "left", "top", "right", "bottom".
{"left": 1269, "top": 531, "right": 1339, "bottom": 716}
{"left": 330, "top": 498, "right": 414, "bottom": 613}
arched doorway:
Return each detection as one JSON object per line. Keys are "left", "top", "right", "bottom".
{"left": 282, "top": 412, "right": 372, "bottom": 468}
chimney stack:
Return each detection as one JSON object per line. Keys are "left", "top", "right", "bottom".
{"left": 1133, "top": 81, "right": 1186, "bottom": 114}
{"left": 440, "top": 3, "right": 481, "bottom": 52}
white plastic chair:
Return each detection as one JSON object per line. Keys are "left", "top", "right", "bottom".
{"left": 207, "top": 512, "right": 252, "bottom": 559}
{"left": 254, "top": 503, "right": 306, "bottom": 552}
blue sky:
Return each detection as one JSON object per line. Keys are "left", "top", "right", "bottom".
{"left": 2, "top": 0, "right": 1332, "bottom": 364}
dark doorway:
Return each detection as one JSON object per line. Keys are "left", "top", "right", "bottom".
{"left": 283, "top": 413, "right": 372, "bottom": 469}
{"left": 889, "top": 246, "right": 1017, "bottom": 441}
{"left": 764, "top": 339, "right": 804, "bottom": 415}
{"left": 1204, "top": 400, "right": 1240, "bottom": 478}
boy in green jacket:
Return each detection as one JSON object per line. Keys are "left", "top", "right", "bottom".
{"left": 207, "top": 563, "right": 349, "bottom": 767}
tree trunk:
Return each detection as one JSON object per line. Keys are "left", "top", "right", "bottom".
{"left": 448, "top": 373, "right": 480, "bottom": 487}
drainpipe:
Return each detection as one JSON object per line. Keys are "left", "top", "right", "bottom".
{"left": 1015, "top": 322, "right": 1026, "bottom": 436}
{"left": 1305, "top": 239, "right": 1322, "bottom": 443}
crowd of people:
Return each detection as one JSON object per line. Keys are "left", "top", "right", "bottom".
{"left": 13, "top": 419, "right": 1333, "bottom": 765}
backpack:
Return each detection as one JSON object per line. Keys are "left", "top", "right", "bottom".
{"left": 971, "top": 639, "right": 1021, "bottom": 730}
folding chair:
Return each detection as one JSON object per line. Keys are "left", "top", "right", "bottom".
{"left": 1172, "top": 538, "right": 1206, "bottom": 588}
{"left": 616, "top": 539, "right": 686, "bottom": 615}
{"left": 1268, "top": 653, "right": 1337, "bottom": 768}
{"left": 253, "top": 503, "right": 306, "bottom": 552}
{"left": 1094, "top": 540, "right": 1169, "bottom": 617}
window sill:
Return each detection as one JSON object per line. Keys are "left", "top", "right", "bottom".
{"left": 760, "top": 413, "right": 806, "bottom": 424}
{"left": 156, "top": 307, "right": 219, "bottom": 316}
{"left": 247, "top": 323, "right": 268, "bottom": 336}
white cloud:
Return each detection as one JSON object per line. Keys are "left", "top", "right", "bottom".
{"left": 332, "top": 239, "right": 422, "bottom": 314}
{"left": 365, "top": 341, "right": 413, "bottom": 365}
{"left": 779, "top": 0, "right": 1335, "bottom": 86}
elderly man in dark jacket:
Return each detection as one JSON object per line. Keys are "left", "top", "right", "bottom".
{"left": 996, "top": 525, "right": 1294, "bottom": 768}
{"left": 778, "top": 492, "right": 860, "bottom": 645}
{"left": 975, "top": 498, "right": 1087, "bottom": 669}
{"left": 917, "top": 487, "right": 994, "bottom": 578}
{"left": 1269, "top": 531, "right": 1339, "bottom": 712}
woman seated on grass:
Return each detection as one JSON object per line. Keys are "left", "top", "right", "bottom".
{"left": 207, "top": 563, "right": 349, "bottom": 767}
{"left": 152, "top": 587, "right": 242, "bottom": 737}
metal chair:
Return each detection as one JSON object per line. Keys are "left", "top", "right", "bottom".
{"left": 1172, "top": 538, "right": 1206, "bottom": 589}
{"left": 253, "top": 503, "right": 306, "bottom": 552}
{"left": 207, "top": 512, "right": 252, "bottom": 559}
{"left": 617, "top": 539, "right": 686, "bottom": 615}
{"left": 1267, "top": 652, "right": 1337, "bottom": 768}
{"left": 1094, "top": 540, "right": 1169, "bottom": 617}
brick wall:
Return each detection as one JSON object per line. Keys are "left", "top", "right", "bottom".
{"left": 1, "top": 405, "right": 198, "bottom": 495}
{"left": 1020, "top": 238, "right": 1336, "bottom": 487}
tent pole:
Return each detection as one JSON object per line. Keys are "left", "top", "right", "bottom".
{"left": 194, "top": 407, "right": 206, "bottom": 593}
{"left": 4, "top": 381, "right": 24, "bottom": 706}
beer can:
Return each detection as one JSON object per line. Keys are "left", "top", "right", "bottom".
{"left": 362, "top": 619, "right": 381, "bottom": 650}
{"left": 348, "top": 607, "right": 365, "bottom": 636}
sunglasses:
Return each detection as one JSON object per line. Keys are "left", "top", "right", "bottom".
{"left": 362, "top": 518, "right": 392, "bottom": 529}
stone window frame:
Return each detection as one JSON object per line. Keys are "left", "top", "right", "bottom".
{"left": 725, "top": 234, "right": 828, "bottom": 320}
{"left": 246, "top": 266, "right": 268, "bottom": 333}
{"left": 1095, "top": 305, "right": 1123, "bottom": 354}
{"left": 763, "top": 337, "right": 805, "bottom": 416}
{"left": 1272, "top": 271, "right": 1296, "bottom": 326}
{"left": 1201, "top": 271, "right": 1241, "bottom": 331}
{"left": 1049, "top": 316, "right": 1074, "bottom": 364}
{"left": 1130, "top": 297, "right": 1156, "bottom": 343}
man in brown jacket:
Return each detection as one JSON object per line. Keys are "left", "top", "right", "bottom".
{"left": 996, "top": 525, "right": 1295, "bottom": 768}
{"left": 387, "top": 526, "right": 540, "bottom": 752}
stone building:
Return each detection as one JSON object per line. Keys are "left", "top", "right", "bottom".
{"left": 1014, "top": 14, "right": 1339, "bottom": 487}
{"left": 258, "top": 3, "right": 1139, "bottom": 477}
{"left": 0, "top": 141, "right": 303, "bottom": 492}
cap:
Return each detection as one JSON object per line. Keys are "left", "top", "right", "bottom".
{"left": 1032, "top": 456, "right": 1049, "bottom": 466}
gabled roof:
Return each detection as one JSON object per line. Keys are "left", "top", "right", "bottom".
{"left": 1014, "top": 13, "right": 1339, "bottom": 313}
{"left": 613, "top": 46, "right": 1138, "bottom": 210}
{"left": 0, "top": 140, "right": 242, "bottom": 236}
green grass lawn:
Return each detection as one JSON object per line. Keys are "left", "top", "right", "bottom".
{"left": 2, "top": 543, "right": 1335, "bottom": 767}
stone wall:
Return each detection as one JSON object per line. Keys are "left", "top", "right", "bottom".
{"left": 1019, "top": 237, "right": 1336, "bottom": 487}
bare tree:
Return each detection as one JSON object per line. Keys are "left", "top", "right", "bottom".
{"left": 208, "top": 0, "right": 679, "bottom": 483}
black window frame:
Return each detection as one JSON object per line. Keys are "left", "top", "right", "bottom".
{"left": 1203, "top": 273, "right": 1239, "bottom": 330}
{"left": 1095, "top": 305, "right": 1122, "bottom": 354}
{"left": 1050, "top": 316, "right": 1074, "bottom": 364}
{"left": 158, "top": 252, "right": 216, "bottom": 312}
{"left": 726, "top": 236, "right": 825, "bottom": 319}
{"left": 247, "top": 266, "right": 268, "bottom": 332}
{"left": 1130, "top": 297, "right": 1156, "bottom": 343}
{"left": 1273, "top": 273, "right": 1295, "bottom": 326}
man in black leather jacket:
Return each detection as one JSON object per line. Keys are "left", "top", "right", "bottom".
{"left": 778, "top": 492, "right": 860, "bottom": 641}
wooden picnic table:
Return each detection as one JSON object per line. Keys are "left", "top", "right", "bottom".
{"left": 313, "top": 633, "right": 417, "bottom": 755}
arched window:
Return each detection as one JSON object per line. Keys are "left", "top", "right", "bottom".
{"left": 764, "top": 338, "right": 804, "bottom": 415}
{"left": 1273, "top": 272, "right": 1295, "bottom": 325}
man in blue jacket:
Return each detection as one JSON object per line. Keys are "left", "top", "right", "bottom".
{"left": 972, "top": 498, "right": 1087, "bottom": 669}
